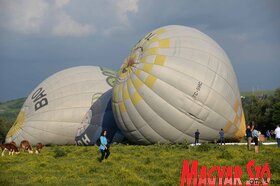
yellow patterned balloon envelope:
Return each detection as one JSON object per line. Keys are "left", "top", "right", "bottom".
{"left": 112, "top": 25, "right": 245, "bottom": 144}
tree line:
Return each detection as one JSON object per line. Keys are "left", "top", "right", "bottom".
{"left": 242, "top": 88, "right": 280, "bottom": 133}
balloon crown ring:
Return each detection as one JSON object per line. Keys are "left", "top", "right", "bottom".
{"left": 122, "top": 46, "right": 143, "bottom": 74}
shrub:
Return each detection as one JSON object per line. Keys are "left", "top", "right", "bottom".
{"left": 225, "top": 137, "right": 241, "bottom": 143}
{"left": 53, "top": 148, "right": 67, "bottom": 158}
{"left": 196, "top": 143, "right": 212, "bottom": 152}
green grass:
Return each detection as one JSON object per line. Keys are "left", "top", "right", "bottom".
{"left": 0, "top": 144, "right": 279, "bottom": 186}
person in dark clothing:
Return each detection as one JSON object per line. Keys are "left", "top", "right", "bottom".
{"left": 252, "top": 128, "right": 259, "bottom": 153}
{"left": 194, "top": 129, "right": 200, "bottom": 145}
{"left": 246, "top": 124, "right": 253, "bottom": 150}
{"left": 99, "top": 130, "right": 110, "bottom": 162}
{"left": 219, "top": 128, "right": 225, "bottom": 145}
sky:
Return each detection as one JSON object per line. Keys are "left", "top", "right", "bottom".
{"left": 0, "top": 0, "right": 279, "bottom": 102}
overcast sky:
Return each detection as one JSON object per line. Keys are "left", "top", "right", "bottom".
{"left": 0, "top": 0, "right": 279, "bottom": 101}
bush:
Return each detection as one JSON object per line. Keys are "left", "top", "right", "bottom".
{"left": 217, "top": 137, "right": 241, "bottom": 143}
{"left": 196, "top": 143, "right": 212, "bottom": 152}
{"left": 53, "top": 148, "right": 67, "bottom": 158}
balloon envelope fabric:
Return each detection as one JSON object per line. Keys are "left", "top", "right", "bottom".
{"left": 112, "top": 25, "right": 246, "bottom": 144}
{"left": 6, "top": 66, "right": 115, "bottom": 145}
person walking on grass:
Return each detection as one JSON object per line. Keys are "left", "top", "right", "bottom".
{"left": 252, "top": 127, "right": 259, "bottom": 153}
{"left": 246, "top": 124, "right": 253, "bottom": 150}
{"left": 194, "top": 129, "right": 200, "bottom": 145}
{"left": 275, "top": 124, "right": 280, "bottom": 148}
{"left": 99, "top": 130, "right": 110, "bottom": 162}
{"left": 219, "top": 128, "right": 225, "bottom": 145}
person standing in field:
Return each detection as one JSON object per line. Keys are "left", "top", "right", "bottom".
{"left": 219, "top": 128, "right": 225, "bottom": 145}
{"left": 99, "top": 130, "right": 110, "bottom": 162}
{"left": 246, "top": 124, "right": 253, "bottom": 150}
{"left": 275, "top": 124, "right": 280, "bottom": 148}
{"left": 252, "top": 128, "right": 259, "bottom": 153}
{"left": 266, "top": 130, "right": 270, "bottom": 140}
{"left": 194, "top": 129, "right": 200, "bottom": 145}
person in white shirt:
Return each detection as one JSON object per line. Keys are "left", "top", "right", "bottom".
{"left": 275, "top": 124, "right": 280, "bottom": 148}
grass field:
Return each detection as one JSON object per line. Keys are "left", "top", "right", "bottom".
{"left": 0, "top": 143, "right": 279, "bottom": 186}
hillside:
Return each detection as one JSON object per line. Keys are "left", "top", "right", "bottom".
{"left": 0, "top": 97, "right": 25, "bottom": 123}
{"left": 0, "top": 98, "right": 25, "bottom": 142}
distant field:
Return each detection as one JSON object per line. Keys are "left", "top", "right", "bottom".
{"left": 0, "top": 144, "right": 279, "bottom": 186}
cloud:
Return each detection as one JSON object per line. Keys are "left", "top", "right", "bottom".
{"left": 55, "top": 0, "right": 70, "bottom": 8}
{"left": 0, "top": 0, "right": 49, "bottom": 33}
{"left": 115, "top": 0, "right": 139, "bottom": 25}
{"left": 0, "top": 0, "right": 139, "bottom": 37}
{"left": 52, "top": 12, "right": 95, "bottom": 37}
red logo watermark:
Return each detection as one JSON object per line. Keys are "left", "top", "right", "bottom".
{"left": 180, "top": 160, "right": 271, "bottom": 186}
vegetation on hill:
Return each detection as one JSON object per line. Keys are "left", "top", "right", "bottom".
{"left": 0, "top": 98, "right": 25, "bottom": 122}
{"left": 0, "top": 144, "right": 279, "bottom": 186}
{"left": 0, "top": 98, "right": 25, "bottom": 143}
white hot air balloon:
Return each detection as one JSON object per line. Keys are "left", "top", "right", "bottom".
{"left": 112, "top": 25, "right": 246, "bottom": 144}
{"left": 6, "top": 66, "right": 116, "bottom": 145}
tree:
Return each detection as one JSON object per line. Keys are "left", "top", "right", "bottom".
{"left": 0, "top": 118, "right": 8, "bottom": 143}
{"left": 242, "top": 88, "right": 280, "bottom": 133}
{"left": 271, "top": 88, "right": 280, "bottom": 126}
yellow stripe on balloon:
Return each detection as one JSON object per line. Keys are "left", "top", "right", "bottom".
{"left": 224, "top": 121, "right": 233, "bottom": 133}
{"left": 234, "top": 111, "right": 246, "bottom": 137}
{"left": 148, "top": 48, "right": 158, "bottom": 55}
{"left": 133, "top": 78, "right": 143, "bottom": 91}
{"left": 233, "top": 100, "right": 240, "bottom": 112}
{"left": 127, "top": 78, "right": 132, "bottom": 87}
{"left": 123, "top": 85, "right": 130, "bottom": 100}
{"left": 119, "top": 102, "right": 126, "bottom": 113}
{"left": 113, "top": 85, "right": 119, "bottom": 102}
{"left": 145, "top": 75, "right": 157, "bottom": 88}
{"left": 233, "top": 114, "right": 239, "bottom": 125}
{"left": 118, "top": 83, "right": 123, "bottom": 101}
{"left": 135, "top": 69, "right": 142, "bottom": 76}
{"left": 159, "top": 39, "right": 170, "bottom": 48}
{"left": 6, "top": 111, "right": 25, "bottom": 138}
{"left": 154, "top": 55, "right": 166, "bottom": 65}
{"left": 140, "top": 56, "right": 147, "bottom": 64}
{"left": 148, "top": 36, "right": 159, "bottom": 43}
{"left": 142, "top": 63, "right": 153, "bottom": 73}
{"left": 131, "top": 91, "right": 142, "bottom": 105}
{"left": 155, "top": 28, "right": 166, "bottom": 35}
